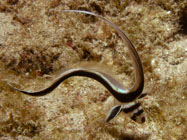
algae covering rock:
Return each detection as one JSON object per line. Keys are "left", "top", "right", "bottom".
{"left": 0, "top": 0, "right": 186, "bottom": 140}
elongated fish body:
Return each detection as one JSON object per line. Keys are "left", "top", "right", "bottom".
{"left": 8, "top": 10, "right": 146, "bottom": 123}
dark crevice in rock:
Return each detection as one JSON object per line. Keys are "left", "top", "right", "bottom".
{"left": 179, "top": 7, "right": 187, "bottom": 35}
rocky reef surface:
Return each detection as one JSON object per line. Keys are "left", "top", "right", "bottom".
{"left": 0, "top": 0, "right": 186, "bottom": 139}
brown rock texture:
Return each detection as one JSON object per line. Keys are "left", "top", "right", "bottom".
{"left": 0, "top": 0, "right": 186, "bottom": 139}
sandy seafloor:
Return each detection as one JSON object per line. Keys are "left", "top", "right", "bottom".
{"left": 0, "top": 0, "right": 186, "bottom": 140}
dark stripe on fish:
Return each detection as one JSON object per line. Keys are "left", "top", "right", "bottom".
{"left": 130, "top": 109, "right": 144, "bottom": 121}
{"left": 123, "top": 103, "right": 141, "bottom": 113}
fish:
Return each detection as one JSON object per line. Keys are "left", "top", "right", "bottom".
{"left": 8, "top": 10, "right": 146, "bottom": 123}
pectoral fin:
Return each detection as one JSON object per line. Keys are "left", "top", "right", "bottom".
{"left": 105, "top": 105, "right": 122, "bottom": 122}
